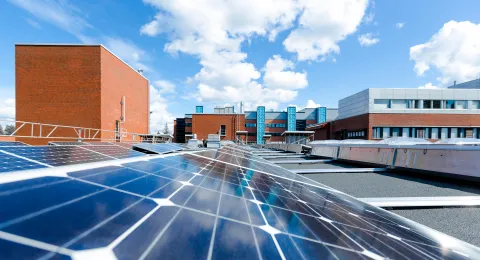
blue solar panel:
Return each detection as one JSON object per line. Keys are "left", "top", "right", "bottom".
{"left": 48, "top": 142, "right": 92, "bottom": 146}
{"left": 81, "top": 145, "right": 146, "bottom": 159}
{"left": 0, "top": 149, "right": 478, "bottom": 259}
{"left": 0, "top": 146, "right": 114, "bottom": 166}
{"left": 133, "top": 143, "right": 183, "bottom": 154}
{"left": 0, "top": 151, "right": 47, "bottom": 173}
{"left": 0, "top": 141, "right": 28, "bottom": 147}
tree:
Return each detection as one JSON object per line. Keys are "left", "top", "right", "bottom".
{"left": 0, "top": 125, "right": 4, "bottom": 135}
{"left": 163, "top": 123, "right": 170, "bottom": 135}
{"left": 4, "top": 125, "right": 15, "bottom": 135}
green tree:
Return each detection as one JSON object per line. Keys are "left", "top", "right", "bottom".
{"left": 4, "top": 125, "right": 15, "bottom": 135}
{"left": 0, "top": 125, "right": 4, "bottom": 135}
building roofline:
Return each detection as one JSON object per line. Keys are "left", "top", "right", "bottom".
{"left": 15, "top": 43, "right": 148, "bottom": 81}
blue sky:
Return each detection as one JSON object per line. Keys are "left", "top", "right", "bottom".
{"left": 1, "top": 0, "right": 479, "bottom": 132}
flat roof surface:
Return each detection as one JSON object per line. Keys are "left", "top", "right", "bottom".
{"left": 392, "top": 208, "right": 480, "bottom": 247}
{"left": 304, "top": 171, "right": 480, "bottom": 198}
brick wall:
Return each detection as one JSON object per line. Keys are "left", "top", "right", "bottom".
{"left": 100, "top": 47, "right": 149, "bottom": 140}
{"left": 16, "top": 45, "right": 102, "bottom": 144}
{"left": 15, "top": 45, "right": 148, "bottom": 145}
{"left": 192, "top": 114, "right": 245, "bottom": 141}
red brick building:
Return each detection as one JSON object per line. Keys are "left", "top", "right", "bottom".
{"left": 15, "top": 44, "right": 149, "bottom": 145}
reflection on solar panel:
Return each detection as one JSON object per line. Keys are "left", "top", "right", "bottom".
{"left": 0, "top": 146, "right": 113, "bottom": 167}
{"left": 133, "top": 143, "right": 183, "bottom": 154}
{"left": 0, "top": 145, "right": 478, "bottom": 259}
{"left": 85, "top": 142, "right": 117, "bottom": 146}
{"left": 48, "top": 142, "right": 92, "bottom": 146}
{"left": 112, "top": 142, "right": 135, "bottom": 149}
{"left": 81, "top": 145, "right": 146, "bottom": 159}
{"left": 0, "top": 141, "right": 28, "bottom": 146}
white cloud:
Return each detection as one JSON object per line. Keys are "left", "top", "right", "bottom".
{"left": 358, "top": 33, "right": 380, "bottom": 46}
{"left": 0, "top": 99, "right": 15, "bottom": 120}
{"left": 283, "top": 0, "right": 369, "bottom": 61}
{"left": 8, "top": 0, "right": 93, "bottom": 43}
{"left": 305, "top": 100, "right": 321, "bottom": 108}
{"left": 263, "top": 55, "right": 308, "bottom": 90}
{"left": 363, "top": 12, "right": 375, "bottom": 24}
{"left": 149, "top": 85, "right": 175, "bottom": 134}
{"left": 410, "top": 21, "right": 480, "bottom": 86}
{"left": 154, "top": 80, "right": 176, "bottom": 94}
{"left": 25, "top": 17, "right": 41, "bottom": 29}
{"left": 396, "top": 22, "right": 405, "bottom": 29}
{"left": 418, "top": 82, "right": 439, "bottom": 89}
{"left": 103, "top": 37, "right": 151, "bottom": 73}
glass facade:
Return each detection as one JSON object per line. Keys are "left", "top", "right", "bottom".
{"left": 195, "top": 106, "right": 204, "bottom": 113}
{"left": 374, "top": 99, "right": 478, "bottom": 110}
{"left": 316, "top": 107, "right": 327, "bottom": 123}
{"left": 287, "top": 106, "right": 296, "bottom": 131}
{"left": 372, "top": 127, "right": 479, "bottom": 139}
{"left": 256, "top": 106, "right": 265, "bottom": 144}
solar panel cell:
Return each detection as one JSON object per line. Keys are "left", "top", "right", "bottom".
{"left": 0, "top": 238, "right": 52, "bottom": 259}
{"left": 116, "top": 175, "right": 172, "bottom": 196}
{"left": 133, "top": 143, "right": 182, "bottom": 154}
{"left": 0, "top": 141, "right": 28, "bottom": 147}
{"left": 81, "top": 146, "right": 145, "bottom": 159}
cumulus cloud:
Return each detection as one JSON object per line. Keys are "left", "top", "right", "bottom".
{"left": 358, "top": 33, "right": 380, "bottom": 46}
{"left": 149, "top": 85, "right": 175, "bottom": 134}
{"left": 154, "top": 80, "right": 176, "bottom": 94}
{"left": 410, "top": 21, "right": 480, "bottom": 86}
{"left": 283, "top": 0, "right": 369, "bottom": 61}
{"left": 418, "top": 82, "right": 439, "bottom": 89}
{"left": 103, "top": 37, "right": 151, "bottom": 73}
{"left": 305, "top": 100, "right": 321, "bottom": 108}
{"left": 141, "top": 0, "right": 369, "bottom": 110}
{"left": 0, "top": 99, "right": 15, "bottom": 120}
{"left": 263, "top": 55, "right": 308, "bottom": 90}
{"left": 396, "top": 22, "right": 405, "bottom": 29}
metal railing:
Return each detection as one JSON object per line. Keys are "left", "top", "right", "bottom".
{"left": 0, "top": 118, "right": 146, "bottom": 142}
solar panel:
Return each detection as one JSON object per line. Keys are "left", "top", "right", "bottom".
{"left": 0, "top": 148, "right": 478, "bottom": 259}
{"left": 85, "top": 142, "right": 117, "bottom": 146}
{"left": 81, "top": 145, "right": 146, "bottom": 159}
{"left": 133, "top": 143, "right": 183, "bottom": 154}
{"left": 112, "top": 142, "right": 135, "bottom": 149}
{"left": 0, "top": 146, "right": 114, "bottom": 166}
{"left": 0, "top": 151, "right": 48, "bottom": 173}
{"left": 0, "top": 141, "right": 28, "bottom": 147}
{"left": 48, "top": 142, "right": 92, "bottom": 146}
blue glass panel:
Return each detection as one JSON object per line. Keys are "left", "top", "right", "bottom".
{"left": 0, "top": 238, "right": 52, "bottom": 259}
{"left": 150, "top": 181, "right": 184, "bottom": 198}
{"left": 68, "top": 166, "right": 123, "bottom": 178}
{"left": 0, "top": 176, "right": 64, "bottom": 194}
{"left": 0, "top": 179, "right": 102, "bottom": 225}
{"left": 185, "top": 187, "right": 220, "bottom": 214}
{"left": 122, "top": 161, "right": 169, "bottom": 173}
{"left": 81, "top": 168, "right": 147, "bottom": 187}
{"left": 316, "top": 107, "right": 327, "bottom": 123}
{"left": 82, "top": 146, "right": 145, "bottom": 159}
{"left": 153, "top": 167, "right": 192, "bottom": 180}
{"left": 256, "top": 106, "right": 265, "bottom": 144}
{"left": 113, "top": 206, "right": 180, "bottom": 260}
{"left": 218, "top": 194, "right": 250, "bottom": 223}
{"left": 141, "top": 209, "right": 215, "bottom": 260}
{"left": 2, "top": 190, "right": 141, "bottom": 246}
{"left": 211, "top": 219, "right": 258, "bottom": 259}
{"left": 0, "top": 151, "right": 47, "bottom": 173}
{"left": 287, "top": 106, "right": 296, "bottom": 131}
{"left": 0, "top": 146, "right": 112, "bottom": 166}
{"left": 253, "top": 228, "right": 282, "bottom": 259}
{"left": 68, "top": 198, "right": 157, "bottom": 250}
{"left": 0, "top": 141, "right": 28, "bottom": 146}
{"left": 116, "top": 175, "right": 172, "bottom": 196}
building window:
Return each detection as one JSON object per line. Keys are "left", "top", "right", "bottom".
{"left": 372, "top": 127, "right": 383, "bottom": 139}
{"left": 391, "top": 100, "right": 409, "bottom": 109}
{"left": 374, "top": 99, "right": 390, "bottom": 109}
{"left": 220, "top": 125, "right": 226, "bottom": 136}
{"left": 414, "top": 100, "right": 421, "bottom": 109}
{"left": 472, "top": 101, "right": 480, "bottom": 109}
{"left": 466, "top": 128, "right": 474, "bottom": 138}
{"left": 441, "top": 128, "right": 448, "bottom": 139}
{"left": 185, "top": 123, "right": 192, "bottom": 127}
{"left": 245, "top": 123, "right": 256, "bottom": 128}
{"left": 432, "top": 100, "right": 441, "bottom": 109}
{"left": 431, "top": 128, "right": 439, "bottom": 139}
{"left": 455, "top": 101, "right": 467, "bottom": 109}
{"left": 390, "top": 127, "right": 401, "bottom": 137}
{"left": 423, "top": 100, "right": 432, "bottom": 109}
{"left": 445, "top": 100, "right": 455, "bottom": 109}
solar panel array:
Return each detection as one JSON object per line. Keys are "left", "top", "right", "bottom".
{"left": 0, "top": 145, "right": 149, "bottom": 173}
{"left": 0, "top": 141, "right": 28, "bottom": 146}
{"left": 133, "top": 143, "right": 184, "bottom": 154}
{"left": 0, "top": 144, "right": 478, "bottom": 259}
